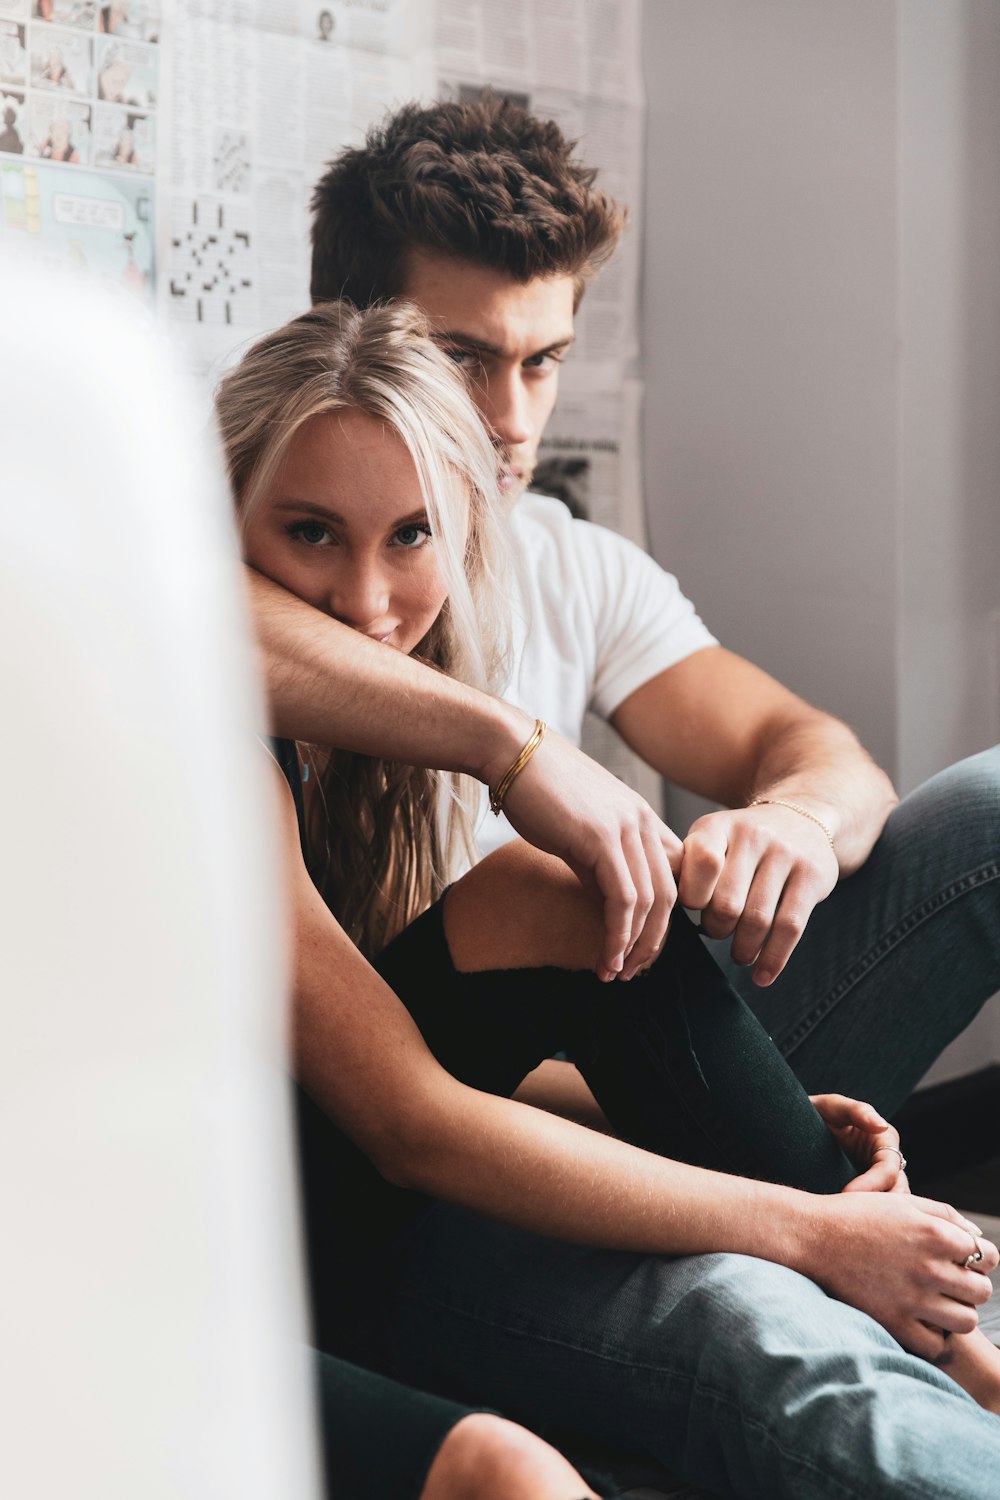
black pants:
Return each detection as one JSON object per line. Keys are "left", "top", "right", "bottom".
{"left": 298, "top": 899, "right": 854, "bottom": 1355}
{"left": 375, "top": 897, "right": 854, "bottom": 1190}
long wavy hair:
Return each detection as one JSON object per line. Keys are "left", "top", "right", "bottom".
{"left": 215, "top": 301, "right": 511, "bottom": 955}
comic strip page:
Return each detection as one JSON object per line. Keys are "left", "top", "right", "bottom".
{"left": 0, "top": 0, "right": 157, "bottom": 297}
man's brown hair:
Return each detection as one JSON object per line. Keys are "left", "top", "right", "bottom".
{"left": 310, "top": 93, "right": 625, "bottom": 307}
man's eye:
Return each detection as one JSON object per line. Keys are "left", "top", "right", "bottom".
{"left": 524, "top": 351, "right": 563, "bottom": 371}
{"left": 286, "top": 520, "right": 331, "bottom": 546}
{"left": 393, "top": 523, "right": 431, "bottom": 549}
{"left": 444, "top": 348, "right": 485, "bottom": 377}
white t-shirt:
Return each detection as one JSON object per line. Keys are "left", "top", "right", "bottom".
{"left": 474, "top": 493, "right": 717, "bottom": 858}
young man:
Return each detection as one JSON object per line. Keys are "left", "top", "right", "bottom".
{"left": 249, "top": 96, "right": 1000, "bottom": 1496}
{"left": 261, "top": 92, "right": 1000, "bottom": 1086}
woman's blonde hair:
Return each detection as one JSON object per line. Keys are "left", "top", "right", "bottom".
{"left": 215, "top": 300, "right": 511, "bottom": 955}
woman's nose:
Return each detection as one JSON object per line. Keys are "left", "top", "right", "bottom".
{"left": 329, "top": 562, "right": 390, "bottom": 632}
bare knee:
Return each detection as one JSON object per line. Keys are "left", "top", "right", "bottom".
{"left": 444, "top": 840, "right": 603, "bottom": 974}
{"left": 421, "top": 1412, "right": 598, "bottom": 1500}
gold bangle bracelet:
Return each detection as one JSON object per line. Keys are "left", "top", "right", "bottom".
{"left": 748, "top": 797, "right": 835, "bottom": 848}
{"left": 490, "top": 719, "right": 547, "bottom": 816}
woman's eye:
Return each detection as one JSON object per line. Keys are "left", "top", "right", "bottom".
{"left": 393, "top": 523, "right": 431, "bottom": 549}
{"left": 287, "top": 520, "right": 331, "bottom": 546}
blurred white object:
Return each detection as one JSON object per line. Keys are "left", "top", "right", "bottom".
{"left": 0, "top": 268, "right": 319, "bottom": 1499}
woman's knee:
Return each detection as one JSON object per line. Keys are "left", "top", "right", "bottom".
{"left": 444, "top": 840, "right": 603, "bottom": 974}
{"left": 421, "top": 1412, "right": 597, "bottom": 1500}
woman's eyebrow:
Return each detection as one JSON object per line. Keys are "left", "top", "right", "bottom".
{"left": 273, "top": 499, "right": 346, "bottom": 523}
{"left": 272, "top": 501, "right": 430, "bottom": 529}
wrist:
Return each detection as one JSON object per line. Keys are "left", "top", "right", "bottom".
{"left": 774, "top": 1190, "right": 838, "bottom": 1288}
{"left": 721, "top": 1179, "right": 830, "bottom": 1280}
{"left": 748, "top": 789, "right": 842, "bottom": 847}
{"left": 461, "top": 694, "right": 535, "bottom": 788}
{"left": 693, "top": 1176, "right": 823, "bottom": 1272}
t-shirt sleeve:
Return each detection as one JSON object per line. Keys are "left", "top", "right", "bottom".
{"left": 571, "top": 519, "right": 718, "bottom": 719}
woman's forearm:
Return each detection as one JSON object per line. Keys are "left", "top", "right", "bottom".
{"left": 380, "top": 1068, "right": 994, "bottom": 1363}
{"left": 254, "top": 567, "right": 685, "bottom": 980}
{"left": 247, "top": 565, "right": 529, "bottom": 775}
{"left": 386, "top": 1067, "right": 818, "bottom": 1263}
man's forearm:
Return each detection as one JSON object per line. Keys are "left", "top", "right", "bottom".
{"left": 745, "top": 704, "right": 898, "bottom": 875}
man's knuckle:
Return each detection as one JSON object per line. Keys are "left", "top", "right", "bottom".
{"left": 775, "top": 905, "right": 807, "bottom": 935}
{"left": 686, "top": 840, "right": 723, "bottom": 876}
{"left": 711, "top": 896, "right": 743, "bottom": 925}
{"left": 741, "top": 902, "right": 773, "bottom": 932}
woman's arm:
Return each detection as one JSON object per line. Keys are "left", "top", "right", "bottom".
{"left": 274, "top": 767, "right": 996, "bottom": 1362}
{"left": 248, "top": 566, "right": 679, "bottom": 982}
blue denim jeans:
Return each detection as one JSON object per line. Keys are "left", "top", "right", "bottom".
{"left": 354, "top": 749, "right": 1000, "bottom": 1498}
{"left": 716, "top": 745, "right": 1000, "bottom": 1112}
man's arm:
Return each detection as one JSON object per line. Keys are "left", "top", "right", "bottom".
{"left": 277, "top": 767, "right": 993, "bottom": 1362}
{"left": 611, "top": 645, "right": 898, "bottom": 984}
{"left": 249, "top": 565, "right": 681, "bottom": 980}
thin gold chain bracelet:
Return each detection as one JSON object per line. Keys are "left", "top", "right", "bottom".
{"left": 748, "top": 797, "right": 835, "bottom": 848}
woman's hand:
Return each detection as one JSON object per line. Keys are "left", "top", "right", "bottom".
{"left": 803, "top": 1191, "right": 998, "bottom": 1360}
{"left": 500, "top": 730, "right": 683, "bottom": 984}
{"left": 810, "top": 1092, "right": 909, "bottom": 1193}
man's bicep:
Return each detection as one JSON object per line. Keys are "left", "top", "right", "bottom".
{"left": 610, "top": 646, "right": 812, "bottom": 804}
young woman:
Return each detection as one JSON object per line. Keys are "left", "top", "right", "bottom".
{"left": 215, "top": 302, "right": 1000, "bottom": 1500}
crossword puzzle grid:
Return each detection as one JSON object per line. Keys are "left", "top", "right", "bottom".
{"left": 213, "top": 131, "right": 252, "bottom": 197}
{"left": 168, "top": 197, "right": 255, "bottom": 326}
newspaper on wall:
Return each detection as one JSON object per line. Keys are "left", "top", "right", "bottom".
{"left": 0, "top": 0, "right": 159, "bottom": 297}
{"left": 1, "top": 0, "right": 654, "bottom": 801}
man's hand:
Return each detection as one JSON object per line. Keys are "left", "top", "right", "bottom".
{"left": 500, "top": 730, "right": 682, "bottom": 983}
{"left": 810, "top": 1093, "right": 909, "bottom": 1194}
{"left": 678, "top": 800, "right": 840, "bottom": 985}
{"left": 803, "top": 1193, "right": 998, "bottom": 1360}
{"left": 611, "top": 649, "right": 898, "bottom": 983}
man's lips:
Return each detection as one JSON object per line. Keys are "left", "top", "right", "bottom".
{"left": 497, "top": 466, "right": 525, "bottom": 494}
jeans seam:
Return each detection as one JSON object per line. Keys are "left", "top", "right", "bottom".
{"left": 779, "top": 861, "right": 1000, "bottom": 1059}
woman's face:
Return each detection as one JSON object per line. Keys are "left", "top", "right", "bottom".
{"left": 243, "top": 408, "right": 455, "bottom": 654}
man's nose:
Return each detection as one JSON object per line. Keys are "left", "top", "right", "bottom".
{"left": 481, "top": 369, "right": 533, "bottom": 449}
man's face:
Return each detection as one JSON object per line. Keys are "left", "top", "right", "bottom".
{"left": 401, "top": 248, "right": 576, "bottom": 500}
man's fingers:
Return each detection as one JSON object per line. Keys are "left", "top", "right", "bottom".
{"left": 725, "top": 854, "right": 790, "bottom": 963}
{"left": 679, "top": 813, "right": 832, "bottom": 979}
{"left": 676, "top": 824, "right": 728, "bottom": 914}
{"left": 750, "top": 872, "right": 818, "bottom": 984}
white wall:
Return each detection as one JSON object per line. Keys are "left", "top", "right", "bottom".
{"left": 640, "top": 0, "right": 1000, "bottom": 1083}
